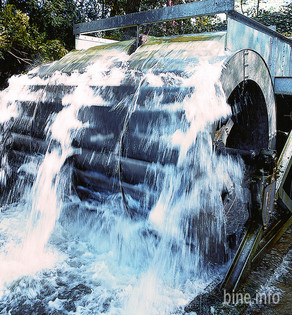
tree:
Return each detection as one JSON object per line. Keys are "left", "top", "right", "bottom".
{"left": 0, "top": 4, "right": 67, "bottom": 88}
{"left": 256, "top": 0, "right": 260, "bottom": 16}
{"left": 235, "top": 0, "right": 292, "bottom": 36}
{"left": 75, "top": 0, "right": 105, "bottom": 21}
{"left": 125, "top": 0, "right": 141, "bottom": 14}
{"left": 255, "top": 4, "right": 292, "bottom": 36}
{"left": 7, "top": 0, "right": 81, "bottom": 50}
{"left": 1, "top": 0, "right": 291, "bottom": 90}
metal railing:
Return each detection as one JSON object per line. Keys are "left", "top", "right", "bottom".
{"left": 73, "top": 0, "right": 234, "bottom": 35}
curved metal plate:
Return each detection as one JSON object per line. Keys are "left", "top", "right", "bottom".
{"left": 221, "top": 49, "right": 276, "bottom": 149}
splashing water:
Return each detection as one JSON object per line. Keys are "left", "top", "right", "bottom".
{"left": 0, "top": 43, "right": 247, "bottom": 314}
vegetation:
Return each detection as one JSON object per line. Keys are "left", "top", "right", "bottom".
{"left": 237, "top": 0, "right": 292, "bottom": 37}
{"left": 255, "top": 5, "right": 292, "bottom": 37}
{"left": 0, "top": 0, "right": 291, "bottom": 89}
{"left": 0, "top": 2, "right": 69, "bottom": 88}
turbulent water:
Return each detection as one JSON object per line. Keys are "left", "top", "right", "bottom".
{"left": 0, "top": 45, "right": 249, "bottom": 314}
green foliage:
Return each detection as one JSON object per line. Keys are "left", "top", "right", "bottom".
{"left": 0, "top": 4, "right": 32, "bottom": 52}
{"left": 104, "top": 0, "right": 226, "bottom": 39}
{"left": 234, "top": 0, "right": 292, "bottom": 36}
{"left": 255, "top": 5, "right": 292, "bottom": 37}
{"left": 0, "top": 4, "right": 67, "bottom": 88}
{"left": 7, "top": 0, "right": 81, "bottom": 50}
{"left": 1, "top": 0, "right": 291, "bottom": 89}
{"left": 37, "top": 39, "right": 68, "bottom": 63}
{"left": 75, "top": 0, "right": 104, "bottom": 21}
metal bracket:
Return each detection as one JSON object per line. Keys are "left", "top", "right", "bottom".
{"left": 214, "top": 118, "right": 234, "bottom": 148}
{"left": 243, "top": 50, "right": 249, "bottom": 80}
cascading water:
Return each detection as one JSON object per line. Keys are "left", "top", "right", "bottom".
{"left": 0, "top": 38, "right": 247, "bottom": 314}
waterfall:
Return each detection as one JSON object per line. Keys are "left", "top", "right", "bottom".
{"left": 0, "top": 40, "right": 247, "bottom": 314}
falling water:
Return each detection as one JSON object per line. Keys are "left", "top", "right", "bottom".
{"left": 0, "top": 39, "right": 248, "bottom": 314}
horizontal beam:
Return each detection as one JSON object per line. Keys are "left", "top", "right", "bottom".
{"left": 73, "top": 0, "right": 234, "bottom": 35}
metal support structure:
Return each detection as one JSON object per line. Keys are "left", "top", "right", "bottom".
{"left": 220, "top": 222, "right": 264, "bottom": 292}
{"left": 226, "top": 12, "right": 292, "bottom": 80}
{"left": 274, "top": 77, "right": 292, "bottom": 95}
{"left": 269, "top": 36, "right": 277, "bottom": 79}
{"left": 73, "top": 0, "right": 234, "bottom": 35}
{"left": 136, "top": 25, "right": 139, "bottom": 49}
{"left": 227, "top": 11, "right": 292, "bottom": 46}
{"left": 73, "top": 0, "right": 292, "bottom": 48}
{"left": 276, "top": 131, "right": 292, "bottom": 210}
{"left": 73, "top": 0, "right": 292, "bottom": 84}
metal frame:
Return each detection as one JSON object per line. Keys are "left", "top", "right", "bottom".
{"left": 73, "top": 0, "right": 292, "bottom": 90}
{"left": 274, "top": 77, "right": 292, "bottom": 95}
{"left": 73, "top": 0, "right": 234, "bottom": 35}
{"left": 226, "top": 12, "right": 292, "bottom": 81}
{"left": 228, "top": 11, "right": 292, "bottom": 46}
{"left": 73, "top": 0, "right": 292, "bottom": 47}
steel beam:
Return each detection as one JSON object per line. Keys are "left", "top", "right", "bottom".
{"left": 73, "top": 0, "right": 234, "bottom": 35}
{"left": 276, "top": 131, "right": 292, "bottom": 211}
{"left": 274, "top": 77, "right": 292, "bottom": 95}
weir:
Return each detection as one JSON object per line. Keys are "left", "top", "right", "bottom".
{"left": 0, "top": 0, "right": 291, "bottom": 313}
